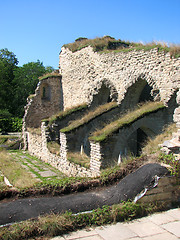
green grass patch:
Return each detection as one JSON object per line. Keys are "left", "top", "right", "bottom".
{"left": 159, "top": 153, "right": 180, "bottom": 177}
{"left": 43, "top": 103, "right": 88, "bottom": 125}
{"left": 61, "top": 102, "right": 118, "bottom": 133}
{"left": 0, "top": 150, "right": 37, "bottom": 188}
{"left": 0, "top": 201, "right": 170, "bottom": 240}
{"left": 89, "top": 101, "right": 165, "bottom": 142}
{"left": 68, "top": 152, "right": 90, "bottom": 169}
{"left": 0, "top": 152, "right": 146, "bottom": 200}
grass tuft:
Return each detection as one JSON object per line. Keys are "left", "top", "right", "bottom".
{"left": 38, "top": 72, "right": 61, "bottom": 81}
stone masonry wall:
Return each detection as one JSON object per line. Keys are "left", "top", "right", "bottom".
{"left": 24, "top": 46, "right": 180, "bottom": 176}
{"left": 27, "top": 122, "right": 95, "bottom": 177}
{"left": 59, "top": 46, "right": 180, "bottom": 109}
{"left": 23, "top": 75, "right": 62, "bottom": 129}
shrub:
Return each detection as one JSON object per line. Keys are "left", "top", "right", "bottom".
{"left": 0, "top": 117, "right": 22, "bottom": 132}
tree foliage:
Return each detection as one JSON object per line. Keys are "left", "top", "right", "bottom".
{"left": 12, "top": 61, "right": 53, "bottom": 116}
{"left": 0, "top": 48, "right": 54, "bottom": 119}
{"left": 0, "top": 48, "right": 18, "bottom": 114}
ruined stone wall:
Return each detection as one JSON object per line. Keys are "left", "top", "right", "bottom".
{"left": 27, "top": 123, "right": 95, "bottom": 177}
{"left": 23, "top": 46, "right": 180, "bottom": 176}
{"left": 59, "top": 46, "right": 180, "bottom": 109}
{"left": 23, "top": 75, "right": 62, "bottom": 129}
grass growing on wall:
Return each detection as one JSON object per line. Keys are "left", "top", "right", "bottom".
{"left": 47, "top": 141, "right": 60, "bottom": 155}
{"left": 67, "top": 152, "right": 90, "bottom": 169}
{"left": 63, "top": 36, "right": 180, "bottom": 58}
{"left": 43, "top": 103, "right": 88, "bottom": 125}
{"left": 142, "top": 123, "right": 177, "bottom": 155}
{"left": 60, "top": 102, "right": 118, "bottom": 133}
{"left": 38, "top": 72, "right": 61, "bottom": 81}
{"left": 89, "top": 101, "right": 165, "bottom": 142}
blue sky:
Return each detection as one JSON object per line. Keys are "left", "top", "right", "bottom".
{"left": 1, "top": 0, "right": 180, "bottom": 68}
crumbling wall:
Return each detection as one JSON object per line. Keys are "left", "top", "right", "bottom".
{"left": 23, "top": 75, "right": 63, "bottom": 129}
{"left": 23, "top": 46, "right": 180, "bottom": 176}
{"left": 59, "top": 46, "right": 180, "bottom": 109}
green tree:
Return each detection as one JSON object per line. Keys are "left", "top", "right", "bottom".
{"left": 13, "top": 61, "right": 54, "bottom": 116}
{"left": 0, "top": 48, "right": 18, "bottom": 114}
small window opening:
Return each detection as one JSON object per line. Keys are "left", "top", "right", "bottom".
{"left": 41, "top": 84, "right": 51, "bottom": 100}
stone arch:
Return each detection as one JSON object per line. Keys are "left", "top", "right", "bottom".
{"left": 89, "top": 79, "right": 118, "bottom": 108}
{"left": 41, "top": 83, "right": 51, "bottom": 101}
{"left": 101, "top": 113, "right": 165, "bottom": 168}
{"left": 121, "top": 75, "right": 160, "bottom": 110}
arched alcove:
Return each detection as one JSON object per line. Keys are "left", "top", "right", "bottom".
{"left": 90, "top": 80, "right": 118, "bottom": 108}
{"left": 121, "top": 78, "right": 159, "bottom": 110}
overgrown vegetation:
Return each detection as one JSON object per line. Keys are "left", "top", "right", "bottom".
{"left": 159, "top": 153, "right": 180, "bottom": 177}
{"left": 63, "top": 36, "right": 180, "bottom": 58}
{"left": 43, "top": 103, "right": 88, "bottom": 125}
{"left": 38, "top": 71, "right": 61, "bottom": 81}
{"left": 0, "top": 150, "right": 37, "bottom": 188}
{"left": 142, "top": 123, "right": 177, "bottom": 155}
{"left": 68, "top": 152, "right": 90, "bottom": 169}
{"left": 0, "top": 117, "right": 22, "bottom": 132}
{"left": 61, "top": 102, "right": 117, "bottom": 133}
{"left": 47, "top": 141, "right": 60, "bottom": 155}
{"left": 90, "top": 101, "right": 165, "bottom": 142}
{"left": 0, "top": 201, "right": 169, "bottom": 240}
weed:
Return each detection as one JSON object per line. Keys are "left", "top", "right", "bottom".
{"left": 159, "top": 153, "right": 180, "bottom": 177}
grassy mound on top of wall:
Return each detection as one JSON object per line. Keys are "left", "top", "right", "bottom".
{"left": 43, "top": 103, "right": 88, "bottom": 125}
{"left": 89, "top": 101, "right": 165, "bottom": 142}
{"left": 60, "top": 102, "right": 118, "bottom": 133}
{"left": 38, "top": 72, "right": 61, "bottom": 81}
{"left": 63, "top": 36, "right": 180, "bottom": 58}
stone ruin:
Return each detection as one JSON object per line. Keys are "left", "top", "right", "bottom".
{"left": 22, "top": 45, "right": 180, "bottom": 177}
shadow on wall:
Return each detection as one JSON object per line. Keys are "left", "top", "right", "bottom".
{"left": 120, "top": 78, "right": 160, "bottom": 110}
{"left": 89, "top": 81, "right": 118, "bottom": 109}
